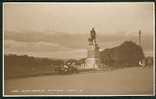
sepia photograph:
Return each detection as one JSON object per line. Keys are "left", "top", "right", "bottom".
{"left": 3, "top": 2, "right": 155, "bottom": 96}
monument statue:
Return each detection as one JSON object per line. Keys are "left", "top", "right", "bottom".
{"left": 88, "top": 28, "right": 97, "bottom": 46}
{"left": 85, "top": 27, "right": 101, "bottom": 69}
{"left": 90, "top": 27, "right": 96, "bottom": 40}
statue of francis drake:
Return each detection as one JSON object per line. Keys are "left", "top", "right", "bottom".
{"left": 86, "top": 27, "right": 100, "bottom": 69}
{"left": 88, "top": 27, "right": 96, "bottom": 45}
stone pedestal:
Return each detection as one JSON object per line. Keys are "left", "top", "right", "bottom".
{"left": 85, "top": 44, "right": 101, "bottom": 69}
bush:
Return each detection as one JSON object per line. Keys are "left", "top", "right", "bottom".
{"left": 100, "top": 41, "right": 144, "bottom": 66}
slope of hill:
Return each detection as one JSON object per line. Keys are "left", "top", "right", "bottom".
{"left": 4, "top": 54, "right": 64, "bottom": 79}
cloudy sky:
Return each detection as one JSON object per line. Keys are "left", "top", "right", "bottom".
{"left": 4, "top": 3, "right": 154, "bottom": 59}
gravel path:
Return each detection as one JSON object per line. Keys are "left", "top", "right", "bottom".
{"left": 4, "top": 67, "right": 154, "bottom": 96}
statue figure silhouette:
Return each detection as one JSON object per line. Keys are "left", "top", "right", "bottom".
{"left": 89, "top": 27, "right": 96, "bottom": 46}
{"left": 90, "top": 27, "right": 96, "bottom": 40}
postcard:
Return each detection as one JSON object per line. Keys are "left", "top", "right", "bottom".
{"left": 3, "top": 2, "right": 155, "bottom": 96}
